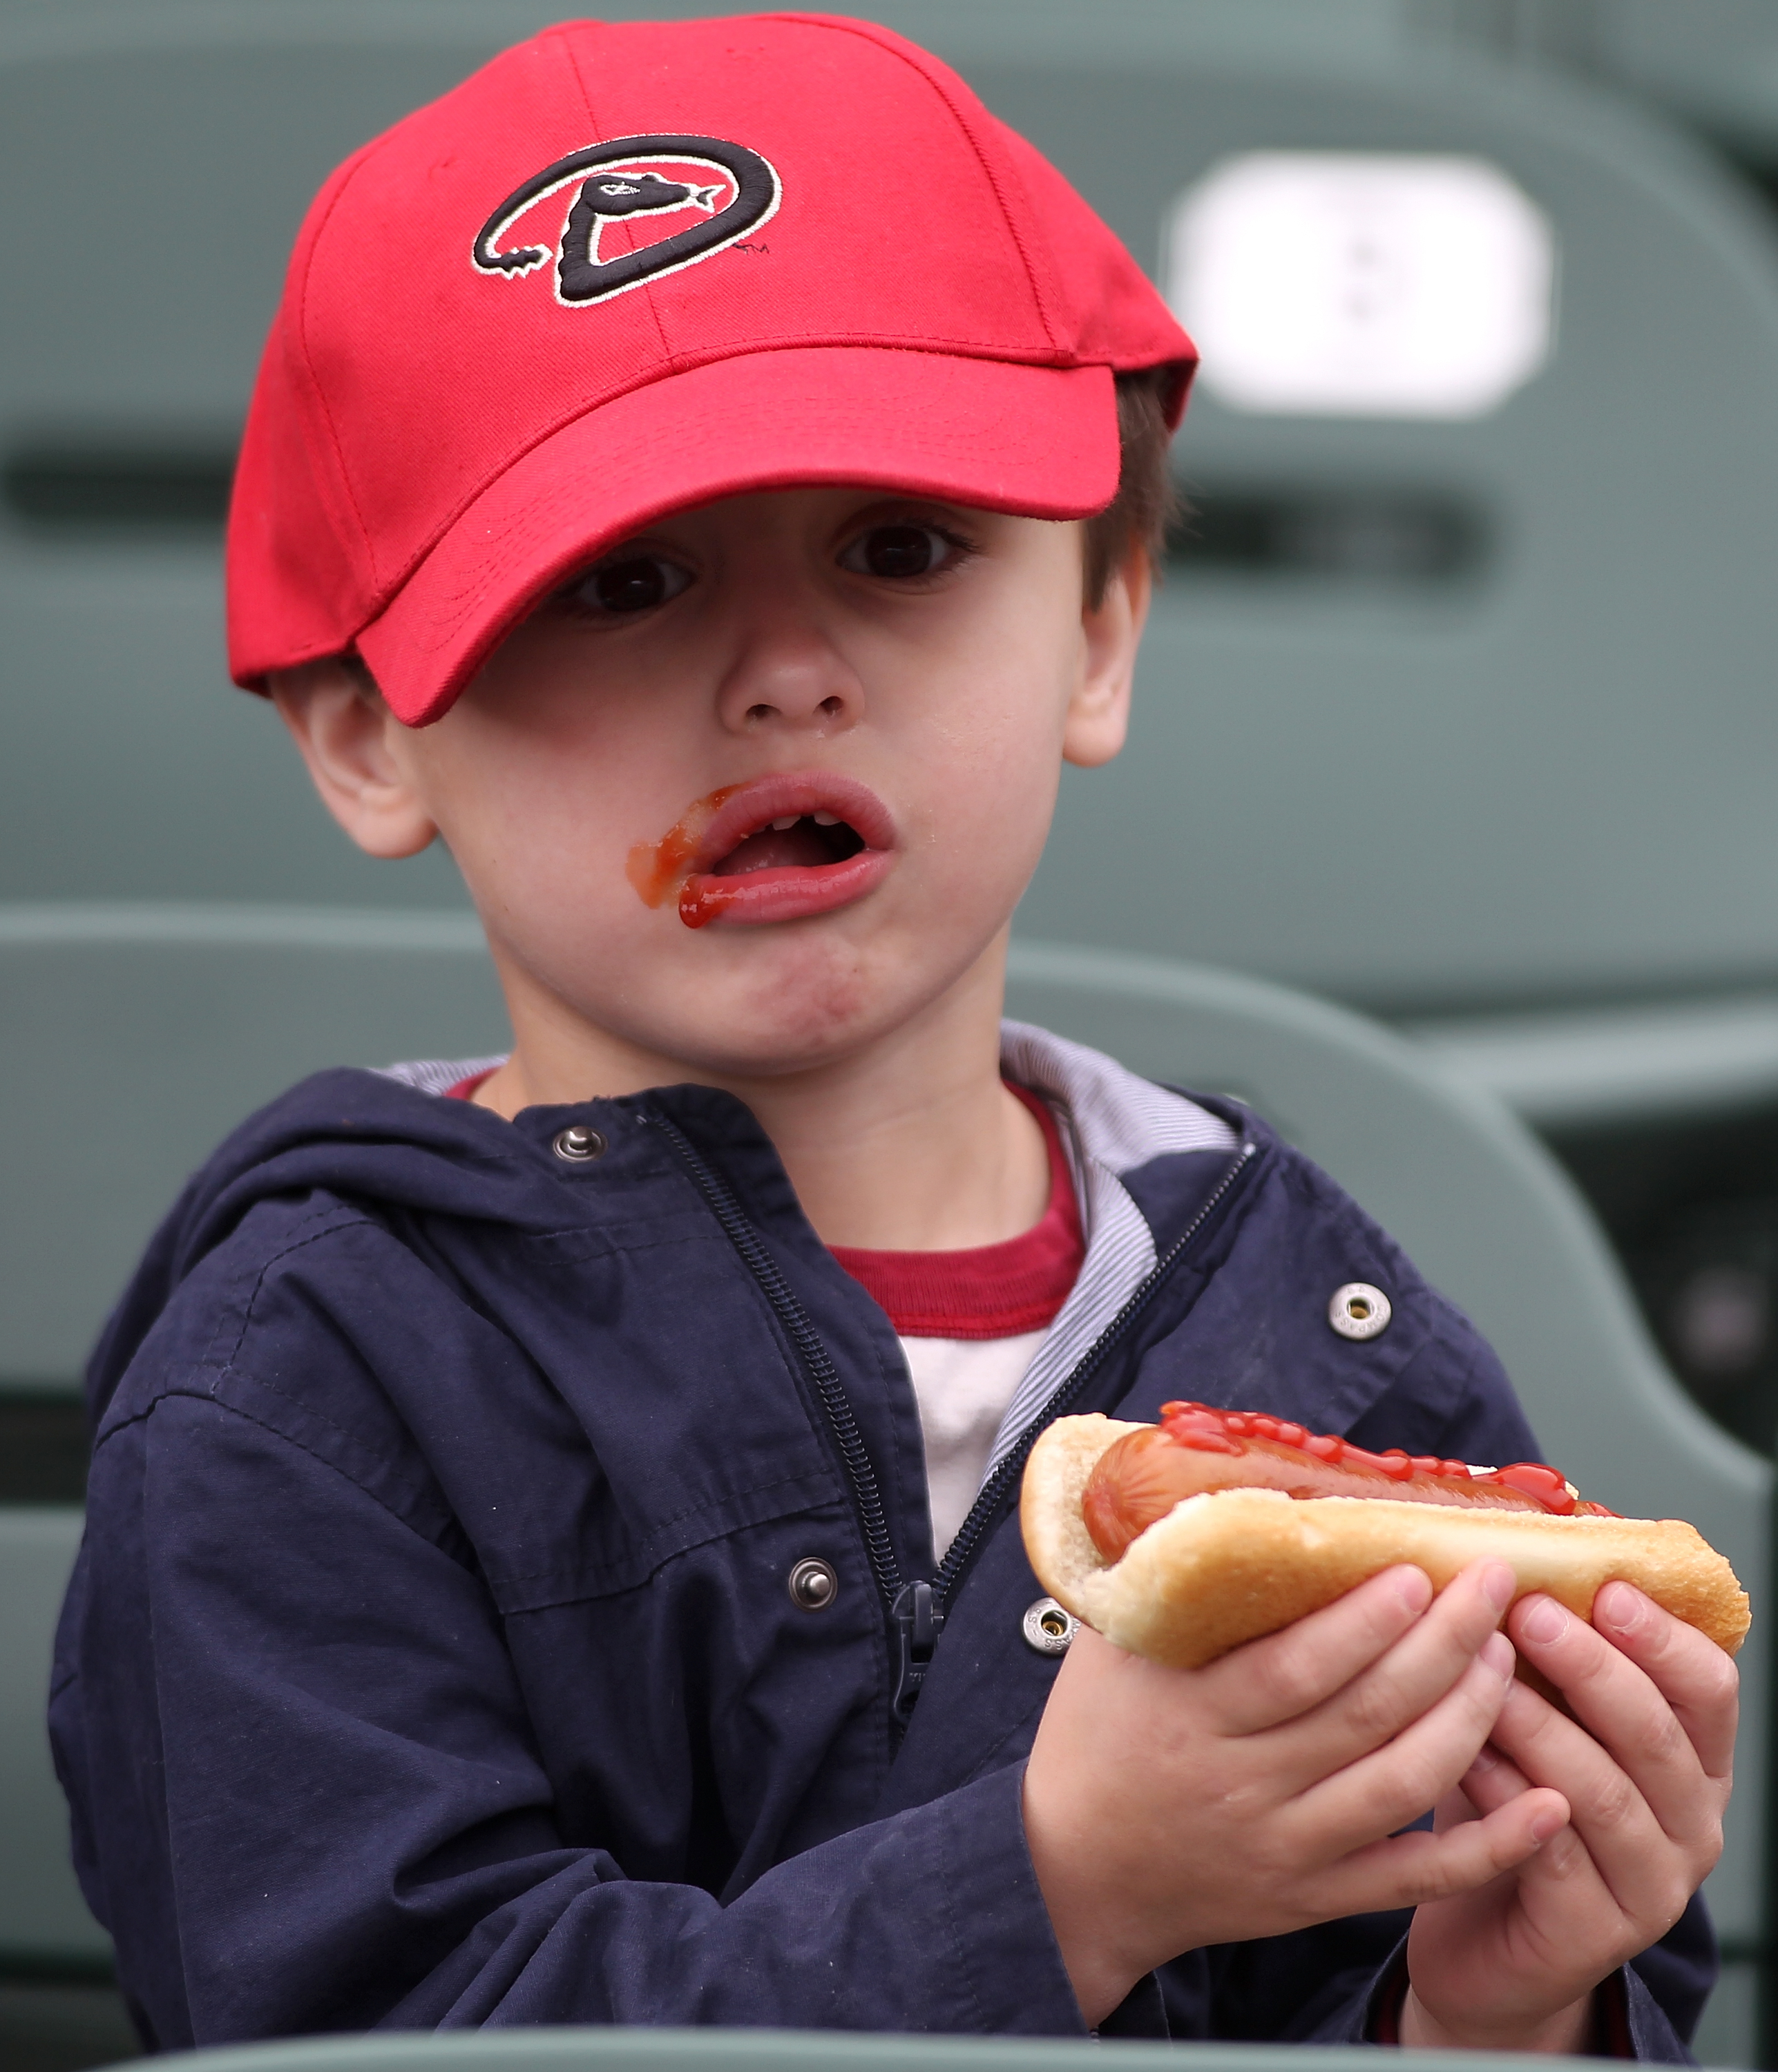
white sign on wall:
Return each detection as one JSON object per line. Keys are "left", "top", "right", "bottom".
{"left": 1165, "top": 151, "right": 1557, "bottom": 419}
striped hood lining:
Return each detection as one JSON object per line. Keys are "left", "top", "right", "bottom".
{"left": 986, "top": 1021, "right": 1240, "bottom": 1473}
{"left": 372, "top": 1054, "right": 508, "bottom": 1099}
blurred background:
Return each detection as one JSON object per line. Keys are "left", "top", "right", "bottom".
{"left": 11, "top": 0, "right": 1778, "bottom": 2064}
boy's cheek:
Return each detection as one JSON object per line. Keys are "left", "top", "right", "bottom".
{"left": 405, "top": 618, "right": 1079, "bottom": 1063}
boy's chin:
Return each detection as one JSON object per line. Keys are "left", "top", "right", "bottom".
{"left": 606, "top": 922, "right": 1006, "bottom": 1082}
{"left": 649, "top": 971, "right": 912, "bottom": 1080}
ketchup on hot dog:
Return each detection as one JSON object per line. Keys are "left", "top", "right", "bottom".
{"left": 1082, "top": 1400, "right": 1615, "bottom": 1564}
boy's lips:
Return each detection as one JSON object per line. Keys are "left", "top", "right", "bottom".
{"left": 627, "top": 774, "right": 897, "bottom": 930}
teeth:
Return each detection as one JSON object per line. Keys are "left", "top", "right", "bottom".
{"left": 770, "top": 816, "right": 798, "bottom": 830}
{"left": 811, "top": 810, "right": 839, "bottom": 826}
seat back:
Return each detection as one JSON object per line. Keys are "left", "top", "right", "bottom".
{"left": 73, "top": 2026, "right": 1574, "bottom": 2072}
{"left": 0, "top": 8, "right": 508, "bottom": 909}
{"left": 0, "top": 1508, "right": 100, "bottom": 1963}
{"left": 1004, "top": 941, "right": 1769, "bottom": 2056}
{"left": 0, "top": 906, "right": 510, "bottom": 1394}
{"left": 986, "top": 42, "right": 1778, "bottom": 1017}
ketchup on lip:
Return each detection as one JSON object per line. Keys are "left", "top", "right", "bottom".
{"left": 678, "top": 876, "right": 743, "bottom": 928}
{"left": 627, "top": 785, "right": 741, "bottom": 916}
{"left": 629, "top": 786, "right": 859, "bottom": 928}
{"left": 1080, "top": 1399, "right": 1613, "bottom": 1564}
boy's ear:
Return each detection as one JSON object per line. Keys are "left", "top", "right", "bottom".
{"left": 1063, "top": 546, "right": 1151, "bottom": 770}
{"left": 268, "top": 658, "right": 439, "bottom": 860}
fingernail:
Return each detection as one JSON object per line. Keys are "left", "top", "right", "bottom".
{"left": 1596, "top": 1582, "right": 1643, "bottom": 1632}
{"left": 1530, "top": 1807, "right": 1567, "bottom": 1844}
{"left": 1482, "top": 1562, "right": 1516, "bottom": 1614}
{"left": 1392, "top": 1565, "right": 1433, "bottom": 1613}
{"left": 1467, "top": 1745, "right": 1499, "bottom": 1775}
{"left": 1519, "top": 1597, "right": 1568, "bottom": 1646}
{"left": 1482, "top": 1631, "right": 1516, "bottom": 1680}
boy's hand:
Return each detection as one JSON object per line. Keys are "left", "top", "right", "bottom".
{"left": 1022, "top": 1559, "right": 1565, "bottom": 2026}
{"left": 1402, "top": 1582, "right": 1737, "bottom": 2054}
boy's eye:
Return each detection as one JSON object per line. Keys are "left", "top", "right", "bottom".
{"left": 840, "top": 524, "right": 958, "bottom": 582}
{"left": 562, "top": 553, "right": 693, "bottom": 617}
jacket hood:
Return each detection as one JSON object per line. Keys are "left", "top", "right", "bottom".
{"left": 87, "top": 1064, "right": 642, "bottom": 1424}
{"left": 86, "top": 1025, "right": 1248, "bottom": 1448}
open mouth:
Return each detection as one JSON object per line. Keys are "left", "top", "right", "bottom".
{"left": 628, "top": 774, "right": 897, "bottom": 929}
{"left": 706, "top": 811, "right": 868, "bottom": 879}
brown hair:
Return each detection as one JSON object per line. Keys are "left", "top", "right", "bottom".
{"left": 1082, "top": 365, "right": 1183, "bottom": 608}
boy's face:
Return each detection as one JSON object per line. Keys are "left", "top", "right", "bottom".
{"left": 288, "top": 484, "right": 1144, "bottom": 1086}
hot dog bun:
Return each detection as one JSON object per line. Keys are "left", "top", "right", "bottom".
{"left": 1022, "top": 1413, "right": 1750, "bottom": 1669}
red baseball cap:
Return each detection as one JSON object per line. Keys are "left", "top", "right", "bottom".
{"left": 227, "top": 12, "right": 1196, "bottom": 725}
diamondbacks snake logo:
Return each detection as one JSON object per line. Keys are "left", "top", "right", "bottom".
{"left": 472, "top": 135, "right": 781, "bottom": 305}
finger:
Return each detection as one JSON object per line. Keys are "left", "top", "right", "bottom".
{"left": 1591, "top": 1584, "right": 1740, "bottom": 1781}
{"left": 1488, "top": 1674, "right": 1703, "bottom": 1932}
{"left": 1431, "top": 1778, "right": 1482, "bottom": 1834}
{"left": 1206, "top": 1564, "right": 1434, "bottom": 1734}
{"left": 1457, "top": 1738, "right": 1534, "bottom": 1814}
{"left": 1309, "top": 1785, "right": 1568, "bottom": 1921}
{"left": 1509, "top": 1594, "right": 1730, "bottom": 1836}
{"left": 1297, "top": 1630, "right": 1518, "bottom": 1852}
{"left": 1277, "top": 1561, "right": 1518, "bottom": 1781}
{"left": 1458, "top": 1716, "right": 1629, "bottom": 1928}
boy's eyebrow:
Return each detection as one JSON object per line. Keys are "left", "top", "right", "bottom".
{"left": 825, "top": 492, "right": 984, "bottom": 532}
{"left": 581, "top": 490, "right": 989, "bottom": 565}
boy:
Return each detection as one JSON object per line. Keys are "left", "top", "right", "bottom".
{"left": 52, "top": 13, "right": 1732, "bottom": 2060}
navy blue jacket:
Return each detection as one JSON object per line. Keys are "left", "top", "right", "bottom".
{"left": 50, "top": 1026, "right": 1712, "bottom": 2055}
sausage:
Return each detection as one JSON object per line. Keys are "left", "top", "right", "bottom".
{"left": 1082, "top": 1399, "right": 1614, "bottom": 1564}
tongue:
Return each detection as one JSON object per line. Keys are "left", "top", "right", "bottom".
{"left": 710, "top": 823, "right": 837, "bottom": 876}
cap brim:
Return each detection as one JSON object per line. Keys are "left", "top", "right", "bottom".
{"left": 356, "top": 347, "right": 1120, "bottom": 725}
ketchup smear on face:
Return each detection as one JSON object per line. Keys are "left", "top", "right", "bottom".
{"left": 1080, "top": 1399, "right": 1614, "bottom": 1564}
{"left": 625, "top": 786, "right": 746, "bottom": 930}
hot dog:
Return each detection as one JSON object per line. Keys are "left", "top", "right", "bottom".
{"left": 1020, "top": 1403, "right": 1749, "bottom": 1670}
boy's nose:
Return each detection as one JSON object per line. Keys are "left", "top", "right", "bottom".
{"left": 715, "top": 631, "right": 864, "bottom": 738}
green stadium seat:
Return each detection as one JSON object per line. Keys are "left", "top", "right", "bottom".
{"left": 0, "top": 9, "right": 515, "bottom": 910}
{"left": 1508, "top": 1, "right": 1778, "bottom": 166}
{"left": 995, "top": 39, "right": 1778, "bottom": 1024}
{"left": 0, "top": 1508, "right": 104, "bottom": 1965}
{"left": 0, "top": 905, "right": 508, "bottom": 1396}
{"left": 66, "top": 2025, "right": 1605, "bottom": 2072}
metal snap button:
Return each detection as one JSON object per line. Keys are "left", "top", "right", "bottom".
{"left": 787, "top": 1557, "right": 838, "bottom": 1611}
{"left": 1328, "top": 1282, "right": 1391, "bottom": 1341}
{"left": 552, "top": 1124, "right": 606, "bottom": 1163}
{"left": 1022, "top": 1597, "right": 1077, "bottom": 1656}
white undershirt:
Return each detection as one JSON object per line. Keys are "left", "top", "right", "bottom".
{"left": 901, "top": 1331, "right": 1046, "bottom": 1558}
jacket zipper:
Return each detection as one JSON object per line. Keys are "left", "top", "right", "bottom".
{"left": 645, "top": 1107, "right": 1257, "bottom": 1726}
{"left": 904, "top": 1136, "right": 1258, "bottom": 1717}
{"left": 643, "top": 1109, "right": 904, "bottom": 1613}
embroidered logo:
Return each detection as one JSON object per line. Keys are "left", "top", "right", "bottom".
{"left": 472, "top": 135, "right": 781, "bottom": 306}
